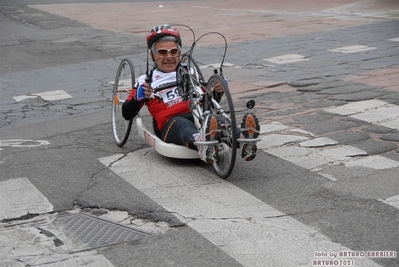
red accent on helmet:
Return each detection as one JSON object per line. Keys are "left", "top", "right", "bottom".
{"left": 146, "top": 24, "right": 182, "bottom": 49}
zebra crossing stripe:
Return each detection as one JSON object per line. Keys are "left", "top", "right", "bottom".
{"left": 0, "top": 178, "right": 53, "bottom": 220}
{"left": 258, "top": 123, "right": 399, "bottom": 172}
{"left": 257, "top": 120, "right": 399, "bottom": 209}
{"left": 99, "top": 151, "right": 382, "bottom": 267}
{"left": 325, "top": 100, "right": 399, "bottom": 130}
{"left": 0, "top": 178, "right": 115, "bottom": 267}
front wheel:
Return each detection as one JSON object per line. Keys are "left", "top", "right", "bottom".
{"left": 206, "top": 74, "right": 237, "bottom": 179}
{"left": 180, "top": 54, "right": 205, "bottom": 83}
{"left": 112, "top": 59, "right": 134, "bottom": 147}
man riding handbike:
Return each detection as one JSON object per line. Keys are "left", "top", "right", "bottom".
{"left": 122, "top": 24, "right": 260, "bottom": 164}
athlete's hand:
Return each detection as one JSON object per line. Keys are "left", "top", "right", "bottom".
{"left": 135, "top": 82, "right": 152, "bottom": 101}
{"left": 214, "top": 79, "right": 228, "bottom": 93}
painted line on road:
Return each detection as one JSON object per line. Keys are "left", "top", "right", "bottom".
{"left": 99, "top": 151, "right": 381, "bottom": 267}
{"left": 325, "top": 100, "right": 399, "bottom": 130}
{"left": 0, "top": 139, "right": 50, "bottom": 151}
{"left": 13, "top": 90, "right": 72, "bottom": 103}
{"left": 256, "top": 119, "right": 399, "bottom": 204}
{"left": 329, "top": 45, "right": 376, "bottom": 53}
{"left": 382, "top": 194, "right": 399, "bottom": 209}
{"left": 0, "top": 178, "right": 115, "bottom": 266}
{"left": 263, "top": 54, "right": 309, "bottom": 64}
{"left": 0, "top": 178, "right": 53, "bottom": 220}
{"left": 257, "top": 118, "right": 399, "bottom": 210}
{"left": 262, "top": 41, "right": 385, "bottom": 65}
{"left": 0, "top": 213, "right": 115, "bottom": 267}
{"left": 258, "top": 121, "right": 399, "bottom": 172}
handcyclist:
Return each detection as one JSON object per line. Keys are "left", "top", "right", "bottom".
{"left": 122, "top": 24, "right": 260, "bottom": 163}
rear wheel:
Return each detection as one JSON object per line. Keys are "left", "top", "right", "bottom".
{"left": 112, "top": 59, "right": 134, "bottom": 147}
{"left": 206, "top": 74, "right": 237, "bottom": 179}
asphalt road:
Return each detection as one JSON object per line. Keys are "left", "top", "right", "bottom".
{"left": 1, "top": 0, "right": 398, "bottom": 266}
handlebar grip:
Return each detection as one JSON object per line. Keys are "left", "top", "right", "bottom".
{"left": 153, "top": 81, "right": 178, "bottom": 92}
{"left": 145, "top": 69, "right": 153, "bottom": 84}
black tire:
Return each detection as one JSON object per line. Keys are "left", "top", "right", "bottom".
{"left": 206, "top": 74, "right": 237, "bottom": 179}
{"left": 112, "top": 59, "right": 134, "bottom": 147}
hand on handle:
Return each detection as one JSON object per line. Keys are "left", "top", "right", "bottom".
{"left": 135, "top": 82, "right": 153, "bottom": 101}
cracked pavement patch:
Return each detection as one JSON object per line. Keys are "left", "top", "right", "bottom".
{"left": 0, "top": 209, "right": 170, "bottom": 267}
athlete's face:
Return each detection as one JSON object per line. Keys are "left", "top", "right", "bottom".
{"left": 152, "top": 41, "right": 181, "bottom": 73}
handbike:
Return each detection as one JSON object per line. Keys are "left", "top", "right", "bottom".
{"left": 111, "top": 57, "right": 200, "bottom": 158}
{"left": 111, "top": 26, "right": 258, "bottom": 179}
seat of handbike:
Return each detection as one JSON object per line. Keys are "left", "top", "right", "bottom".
{"left": 136, "top": 115, "right": 200, "bottom": 159}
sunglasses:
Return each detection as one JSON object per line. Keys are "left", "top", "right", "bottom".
{"left": 155, "top": 48, "right": 181, "bottom": 57}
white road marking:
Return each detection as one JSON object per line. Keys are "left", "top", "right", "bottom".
{"left": 0, "top": 178, "right": 116, "bottom": 266}
{"left": 0, "top": 139, "right": 50, "bottom": 150}
{"left": 299, "top": 137, "right": 338, "bottom": 148}
{"left": 200, "top": 62, "right": 235, "bottom": 68}
{"left": 13, "top": 90, "right": 72, "bottom": 102}
{"left": 34, "top": 90, "right": 72, "bottom": 101}
{"left": 329, "top": 45, "right": 376, "bottom": 53}
{"left": 258, "top": 133, "right": 309, "bottom": 149}
{"left": 99, "top": 150, "right": 381, "bottom": 267}
{"left": 389, "top": 37, "right": 399, "bottom": 42}
{"left": 325, "top": 100, "right": 399, "bottom": 131}
{"left": 257, "top": 112, "right": 399, "bottom": 210}
{"left": 263, "top": 54, "right": 309, "bottom": 64}
{"left": 0, "top": 214, "right": 114, "bottom": 267}
{"left": 0, "top": 178, "right": 53, "bottom": 220}
{"left": 13, "top": 95, "right": 38, "bottom": 102}
{"left": 317, "top": 172, "right": 338, "bottom": 182}
{"left": 257, "top": 118, "right": 398, "bottom": 188}
{"left": 325, "top": 99, "right": 387, "bottom": 116}
{"left": 260, "top": 121, "right": 289, "bottom": 133}
{"left": 344, "top": 155, "right": 399, "bottom": 169}
{"left": 382, "top": 194, "right": 399, "bottom": 209}
{"left": 108, "top": 78, "right": 135, "bottom": 87}
{"left": 351, "top": 105, "right": 399, "bottom": 124}
{"left": 258, "top": 122, "right": 393, "bottom": 172}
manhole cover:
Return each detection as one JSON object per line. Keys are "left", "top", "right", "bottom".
{"left": 53, "top": 213, "right": 150, "bottom": 250}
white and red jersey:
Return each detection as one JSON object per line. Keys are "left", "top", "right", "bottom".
{"left": 126, "top": 69, "right": 190, "bottom": 131}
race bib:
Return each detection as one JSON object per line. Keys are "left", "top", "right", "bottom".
{"left": 159, "top": 87, "right": 183, "bottom": 107}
